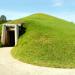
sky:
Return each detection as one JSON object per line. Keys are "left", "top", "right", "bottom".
{"left": 0, "top": 0, "right": 75, "bottom": 22}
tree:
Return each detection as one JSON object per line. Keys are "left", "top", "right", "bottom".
{"left": 0, "top": 15, "right": 7, "bottom": 22}
{"left": 0, "top": 15, "right": 7, "bottom": 24}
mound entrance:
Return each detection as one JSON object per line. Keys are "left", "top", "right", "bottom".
{"left": 1, "top": 24, "right": 21, "bottom": 46}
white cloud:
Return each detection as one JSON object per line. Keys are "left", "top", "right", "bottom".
{"left": 58, "top": 12, "right": 75, "bottom": 22}
{"left": 53, "top": 2, "right": 63, "bottom": 7}
{"left": 44, "top": 11, "right": 75, "bottom": 22}
{"left": 49, "top": 12, "right": 75, "bottom": 22}
{"left": 0, "top": 9, "right": 34, "bottom": 20}
{"left": 52, "top": 0, "right": 63, "bottom": 7}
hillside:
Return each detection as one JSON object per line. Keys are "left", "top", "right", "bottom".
{"left": 11, "top": 13, "right": 75, "bottom": 68}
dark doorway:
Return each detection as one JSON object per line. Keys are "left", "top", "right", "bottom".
{"left": 8, "top": 30, "right": 15, "bottom": 46}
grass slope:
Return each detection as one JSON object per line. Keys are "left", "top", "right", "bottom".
{"left": 11, "top": 13, "right": 75, "bottom": 68}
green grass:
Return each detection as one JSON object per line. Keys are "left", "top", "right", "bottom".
{"left": 11, "top": 13, "right": 75, "bottom": 68}
{"left": 0, "top": 24, "right": 2, "bottom": 47}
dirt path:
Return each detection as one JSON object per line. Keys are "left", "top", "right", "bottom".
{"left": 0, "top": 47, "right": 75, "bottom": 75}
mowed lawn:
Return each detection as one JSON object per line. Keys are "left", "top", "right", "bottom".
{"left": 11, "top": 13, "right": 75, "bottom": 68}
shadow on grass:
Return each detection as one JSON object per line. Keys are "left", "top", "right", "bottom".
{"left": 19, "top": 23, "right": 26, "bottom": 37}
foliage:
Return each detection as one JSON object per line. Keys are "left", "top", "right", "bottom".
{"left": 0, "top": 15, "right": 7, "bottom": 24}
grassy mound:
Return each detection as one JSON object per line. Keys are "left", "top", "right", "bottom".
{"left": 11, "top": 13, "right": 75, "bottom": 68}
